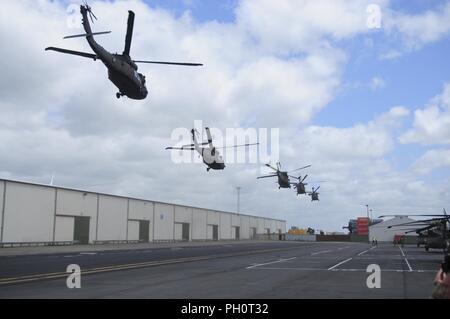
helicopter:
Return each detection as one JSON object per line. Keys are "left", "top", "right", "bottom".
{"left": 165, "top": 127, "right": 259, "bottom": 172}
{"left": 308, "top": 186, "right": 320, "bottom": 201}
{"left": 381, "top": 209, "right": 450, "bottom": 270}
{"left": 45, "top": 3, "right": 203, "bottom": 100}
{"left": 291, "top": 175, "right": 309, "bottom": 195}
{"left": 291, "top": 175, "right": 325, "bottom": 197}
{"left": 257, "top": 163, "right": 311, "bottom": 189}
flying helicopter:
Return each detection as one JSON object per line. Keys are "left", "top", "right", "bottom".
{"left": 257, "top": 163, "right": 311, "bottom": 189}
{"left": 291, "top": 175, "right": 325, "bottom": 197}
{"left": 291, "top": 175, "right": 309, "bottom": 195}
{"left": 45, "top": 2, "right": 203, "bottom": 100}
{"left": 308, "top": 186, "right": 320, "bottom": 201}
{"left": 165, "top": 127, "right": 259, "bottom": 172}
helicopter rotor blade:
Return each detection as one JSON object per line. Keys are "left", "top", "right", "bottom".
{"left": 257, "top": 175, "right": 278, "bottom": 179}
{"left": 301, "top": 175, "right": 308, "bottom": 183}
{"left": 133, "top": 60, "right": 203, "bottom": 66}
{"left": 289, "top": 165, "right": 312, "bottom": 173}
{"left": 265, "top": 164, "right": 278, "bottom": 171}
{"left": 378, "top": 214, "right": 450, "bottom": 218}
{"left": 123, "top": 11, "right": 135, "bottom": 56}
{"left": 216, "top": 143, "right": 259, "bottom": 149}
{"left": 165, "top": 147, "right": 194, "bottom": 151}
{"left": 63, "top": 31, "right": 111, "bottom": 39}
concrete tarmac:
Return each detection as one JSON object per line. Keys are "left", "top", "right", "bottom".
{"left": 0, "top": 241, "right": 442, "bottom": 299}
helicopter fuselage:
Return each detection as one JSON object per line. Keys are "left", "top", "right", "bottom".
{"left": 81, "top": 6, "right": 148, "bottom": 100}
{"left": 295, "top": 183, "right": 307, "bottom": 195}
{"left": 278, "top": 172, "right": 291, "bottom": 188}
{"left": 200, "top": 147, "right": 226, "bottom": 171}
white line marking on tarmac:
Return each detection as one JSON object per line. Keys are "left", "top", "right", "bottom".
{"left": 251, "top": 267, "right": 435, "bottom": 273}
{"left": 246, "top": 257, "right": 297, "bottom": 269}
{"left": 357, "top": 249, "right": 369, "bottom": 256}
{"left": 328, "top": 258, "right": 352, "bottom": 270}
{"left": 79, "top": 252, "right": 97, "bottom": 255}
{"left": 338, "top": 246, "right": 350, "bottom": 250}
{"left": 399, "top": 247, "right": 413, "bottom": 272}
{"left": 311, "top": 250, "right": 332, "bottom": 255}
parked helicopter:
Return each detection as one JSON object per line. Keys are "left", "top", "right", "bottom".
{"left": 382, "top": 210, "right": 449, "bottom": 255}
{"left": 257, "top": 163, "right": 311, "bottom": 189}
{"left": 45, "top": 2, "right": 202, "bottom": 100}
{"left": 166, "top": 127, "right": 259, "bottom": 172}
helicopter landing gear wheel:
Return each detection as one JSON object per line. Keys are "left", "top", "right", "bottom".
{"left": 116, "top": 92, "right": 123, "bottom": 99}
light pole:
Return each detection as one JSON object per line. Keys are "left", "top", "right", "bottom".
{"left": 236, "top": 187, "right": 241, "bottom": 214}
{"left": 366, "top": 204, "right": 369, "bottom": 219}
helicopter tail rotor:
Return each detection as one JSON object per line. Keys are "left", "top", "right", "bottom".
{"left": 82, "top": 1, "right": 98, "bottom": 24}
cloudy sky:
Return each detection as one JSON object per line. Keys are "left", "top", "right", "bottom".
{"left": 1, "top": 0, "right": 449, "bottom": 232}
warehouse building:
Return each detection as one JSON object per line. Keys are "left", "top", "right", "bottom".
{"left": 0, "top": 179, "right": 286, "bottom": 245}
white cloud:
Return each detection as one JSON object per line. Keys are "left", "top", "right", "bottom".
{"left": 400, "top": 83, "right": 450, "bottom": 145}
{"left": 290, "top": 106, "right": 409, "bottom": 161}
{"left": 412, "top": 149, "right": 450, "bottom": 174}
{"left": 369, "top": 76, "right": 386, "bottom": 90}
{"left": 383, "top": 2, "right": 450, "bottom": 52}
{"left": 236, "top": 0, "right": 389, "bottom": 55}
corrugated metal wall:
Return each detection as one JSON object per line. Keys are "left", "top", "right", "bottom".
{"left": 0, "top": 179, "right": 286, "bottom": 244}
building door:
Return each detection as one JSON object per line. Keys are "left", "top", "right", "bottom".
{"left": 235, "top": 227, "right": 240, "bottom": 240}
{"left": 74, "top": 216, "right": 90, "bottom": 245}
{"left": 250, "top": 227, "right": 257, "bottom": 239}
{"left": 139, "top": 221, "right": 150, "bottom": 242}
{"left": 182, "top": 223, "right": 190, "bottom": 241}
{"left": 212, "top": 225, "right": 218, "bottom": 241}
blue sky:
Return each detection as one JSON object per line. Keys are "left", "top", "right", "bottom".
{"left": 144, "top": 0, "right": 238, "bottom": 22}
{"left": 160, "top": 0, "right": 450, "bottom": 182}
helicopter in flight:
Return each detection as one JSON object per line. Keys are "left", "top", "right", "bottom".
{"left": 291, "top": 175, "right": 325, "bottom": 197}
{"left": 308, "top": 186, "right": 320, "bottom": 201}
{"left": 257, "top": 163, "right": 311, "bottom": 189}
{"left": 166, "top": 127, "right": 259, "bottom": 172}
{"left": 45, "top": 3, "right": 202, "bottom": 100}
{"left": 291, "top": 175, "right": 309, "bottom": 195}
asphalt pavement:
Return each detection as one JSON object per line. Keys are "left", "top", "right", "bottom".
{"left": 0, "top": 241, "right": 443, "bottom": 298}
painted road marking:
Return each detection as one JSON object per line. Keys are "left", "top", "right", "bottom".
{"left": 328, "top": 258, "right": 352, "bottom": 270}
{"left": 399, "top": 246, "right": 413, "bottom": 272}
{"left": 246, "top": 257, "right": 297, "bottom": 270}
{"left": 0, "top": 246, "right": 303, "bottom": 286}
{"left": 311, "top": 250, "right": 332, "bottom": 256}
{"left": 251, "top": 267, "right": 435, "bottom": 273}
{"left": 357, "top": 249, "right": 369, "bottom": 256}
